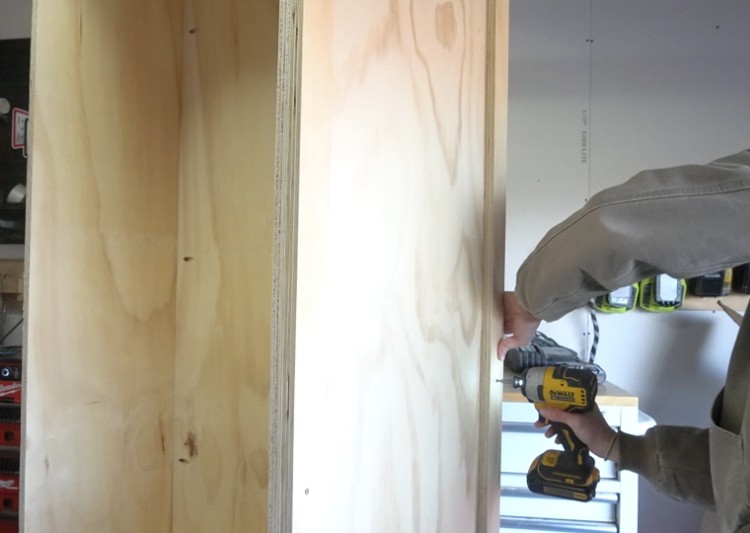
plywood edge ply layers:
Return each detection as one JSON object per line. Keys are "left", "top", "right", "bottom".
{"left": 269, "top": 1, "right": 304, "bottom": 532}
{"left": 478, "top": 1, "right": 508, "bottom": 531}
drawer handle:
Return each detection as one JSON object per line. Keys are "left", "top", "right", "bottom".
{"left": 501, "top": 486, "right": 619, "bottom": 504}
{"left": 501, "top": 422, "right": 545, "bottom": 434}
{"left": 500, "top": 516, "right": 618, "bottom": 532}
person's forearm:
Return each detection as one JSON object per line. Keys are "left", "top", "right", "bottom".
{"left": 617, "top": 427, "right": 714, "bottom": 507}
{"left": 589, "top": 428, "right": 620, "bottom": 463}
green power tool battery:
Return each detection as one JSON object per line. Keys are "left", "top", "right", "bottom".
{"left": 638, "top": 274, "right": 686, "bottom": 312}
{"left": 593, "top": 284, "right": 639, "bottom": 313}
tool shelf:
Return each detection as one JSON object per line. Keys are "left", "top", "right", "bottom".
{"left": 680, "top": 294, "right": 749, "bottom": 313}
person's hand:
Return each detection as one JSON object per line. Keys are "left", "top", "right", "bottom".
{"left": 497, "top": 291, "right": 541, "bottom": 360}
{"left": 535, "top": 403, "right": 619, "bottom": 462}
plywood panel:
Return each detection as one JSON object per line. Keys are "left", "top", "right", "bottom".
{"left": 482, "top": 0, "right": 509, "bottom": 529}
{"left": 173, "top": 1, "right": 279, "bottom": 531}
{"left": 292, "top": 0, "right": 503, "bottom": 531}
{"left": 24, "top": 1, "right": 182, "bottom": 531}
{"left": 269, "top": 1, "right": 303, "bottom": 531}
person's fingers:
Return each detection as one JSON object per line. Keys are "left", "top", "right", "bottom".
{"left": 497, "top": 335, "right": 523, "bottom": 360}
{"left": 534, "top": 404, "right": 616, "bottom": 457}
{"left": 537, "top": 410, "right": 576, "bottom": 442}
{"left": 497, "top": 292, "right": 541, "bottom": 360}
{"left": 537, "top": 407, "right": 574, "bottom": 425}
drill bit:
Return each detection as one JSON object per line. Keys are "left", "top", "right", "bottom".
{"left": 497, "top": 376, "right": 524, "bottom": 388}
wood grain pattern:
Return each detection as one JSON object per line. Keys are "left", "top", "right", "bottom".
{"left": 172, "top": 1, "right": 279, "bottom": 531}
{"left": 291, "top": 0, "right": 504, "bottom": 531}
{"left": 25, "top": 0, "right": 504, "bottom": 530}
{"left": 24, "top": 1, "right": 182, "bottom": 530}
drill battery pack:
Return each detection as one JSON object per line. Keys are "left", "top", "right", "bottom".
{"left": 638, "top": 275, "right": 686, "bottom": 312}
{"left": 527, "top": 449, "right": 600, "bottom": 502}
{"left": 593, "top": 284, "right": 638, "bottom": 313}
{"left": 733, "top": 264, "right": 750, "bottom": 294}
{"left": 688, "top": 269, "right": 732, "bottom": 297}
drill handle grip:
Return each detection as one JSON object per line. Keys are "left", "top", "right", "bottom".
{"left": 550, "top": 421, "right": 590, "bottom": 463}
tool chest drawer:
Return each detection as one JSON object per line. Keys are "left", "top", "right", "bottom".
{"left": 500, "top": 516, "right": 618, "bottom": 533}
{"left": 501, "top": 486, "right": 618, "bottom": 522}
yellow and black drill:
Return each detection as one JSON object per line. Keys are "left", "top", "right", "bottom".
{"left": 502, "top": 364, "right": 600, "bottom": 502}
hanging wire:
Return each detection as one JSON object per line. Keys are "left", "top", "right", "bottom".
{"left": 0, "top": 318, "right": 22, "bottom": 345}
{"left": 587, "top": 300, "right": 599, "bottom": 363}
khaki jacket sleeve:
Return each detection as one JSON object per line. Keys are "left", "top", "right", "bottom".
{"left": 618, "top": 427, "right": 715, "bottom": 508}
{"left": 515, "top": 149, "right": 750, "bottom": 321}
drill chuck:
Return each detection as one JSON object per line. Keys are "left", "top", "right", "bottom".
{"left": 509, "top": 365, "right": 597, "bottom": 413}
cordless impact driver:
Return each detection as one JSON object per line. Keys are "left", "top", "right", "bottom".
{"left": 502, "top": 364, "right": 601, "bottom": 502}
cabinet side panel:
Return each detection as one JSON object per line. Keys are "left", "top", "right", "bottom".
{"left": 173, "top": 1, "right": 279, "bottom": 531}
{"left": 269, "top": 0, "right": 303, "bottom": 531}
{"left": 292, "top": 0, "right": 497, "bottom": 531}
{"left": 481, "top": 1, "right": 508, "bottom": 530}
{"left": 24, "top": 1, "right": 182, "bottom": 531}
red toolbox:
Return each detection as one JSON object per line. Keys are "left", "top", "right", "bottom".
{"left": 0, "top": 455, "right": 19, "bottom": 514}
{"left": 0, "top": 359, "right": 21, "bottom": 406}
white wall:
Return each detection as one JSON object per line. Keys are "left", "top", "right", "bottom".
{"left": 507, "top": 2, "right": 750, "bottom": 532}
{"left": 0, "top": 1, "right": 32, "bottom": 39}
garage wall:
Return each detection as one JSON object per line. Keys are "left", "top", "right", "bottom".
{"left": 506, "top": 2, "right": 750, "bottom": 531}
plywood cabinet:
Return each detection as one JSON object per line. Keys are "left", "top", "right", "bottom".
{"left": 25, "top": 2, "right": 276, "bottom": 531}
{"left": 22, "top": 1, "right": 508, "bottom": 531}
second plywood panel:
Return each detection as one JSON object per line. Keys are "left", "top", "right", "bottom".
{"left": 292, "top": 1, "right": 500, "bottom": 531}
